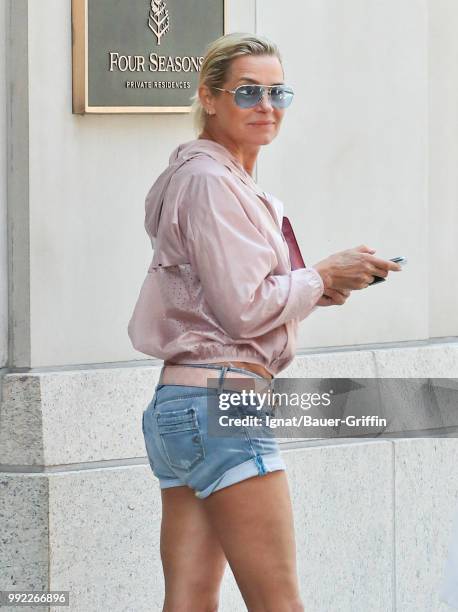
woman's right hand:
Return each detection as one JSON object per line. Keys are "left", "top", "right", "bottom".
{"left": 312, "top": 244, "right": 402, "bottom": 291}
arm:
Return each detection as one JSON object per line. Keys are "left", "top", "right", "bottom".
{"left": 182, "top": 173, "right": 324, "bottom": 339}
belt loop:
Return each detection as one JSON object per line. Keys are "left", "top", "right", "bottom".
{"left": 158, "top": 365, "right": 165, "bottom": 386}
{"left": 217, "top": 366, "right": 228, "bottom": 395}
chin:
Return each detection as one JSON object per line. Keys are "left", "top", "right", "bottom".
{"left": 247, "top": 132, "right": 277, "bottom": 146}
{"left": 258, "top": 133, "right": 277, "bottom": 145}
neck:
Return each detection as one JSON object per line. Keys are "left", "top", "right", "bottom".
{"left": 198, "top": 127, "right": 259, "bottom": 177}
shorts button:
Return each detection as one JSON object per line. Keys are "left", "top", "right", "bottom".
{"left": 192, "top": 434, "right": 200, "bottom": 443}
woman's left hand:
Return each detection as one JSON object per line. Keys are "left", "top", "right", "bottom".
{"left": 317, "top": 287, "right": 351, "bottom": 307}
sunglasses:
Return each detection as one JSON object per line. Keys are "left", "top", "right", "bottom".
{"left": 213, "top": 84, "right": 295, "bottom": 109}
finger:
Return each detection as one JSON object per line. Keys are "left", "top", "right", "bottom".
{"left": 355, "top": 244, "right": 376, "bottom": 254}
{"left": 324, "top": 289, "right": 347, "bottom": 305}
{"left": 370, "top": 267, "right": 388, "bottom": 278}
{"left": 334, "top": 280, "right": 363, "bottom": 291}
{"left": 323, "top": 288, "right": 340, "bottom": 299}
{"left": 328, "top": 288, "right": 351, "bottom": 299}
{"left": 352, "top": 277, "right": 374, "bottom": 290}
{"left": 365, "top": 255, "right": 402, "bottom": 271}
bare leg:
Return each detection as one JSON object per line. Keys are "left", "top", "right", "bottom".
{"left": 201, "top": 470, "right": 304, "bottom": 612}
{"left": 160, "top": 486, "right": 228, "bottom": 611}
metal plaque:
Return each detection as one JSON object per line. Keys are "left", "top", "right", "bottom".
{"left": 72, "top": 0, "right": 227, "bottom": 114}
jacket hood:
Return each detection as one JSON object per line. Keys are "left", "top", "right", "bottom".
{"left": 144, "top": 138, "right": 257, "bottom": 242}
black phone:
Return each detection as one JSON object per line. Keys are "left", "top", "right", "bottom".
{"left": 369, "top": 256, "right": 407, "bottom": 285}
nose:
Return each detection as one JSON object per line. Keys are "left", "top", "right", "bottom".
{"left": 257, "top": 88, "right": 274, "bottom": 111}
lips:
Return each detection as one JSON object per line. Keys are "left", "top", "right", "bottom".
{"left": 249, "top": 122, "right": 275, "bottom": 125}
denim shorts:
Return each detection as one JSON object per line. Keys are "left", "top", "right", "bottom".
{"left": 141, "top": 364, "right": 286, "bottom": 499}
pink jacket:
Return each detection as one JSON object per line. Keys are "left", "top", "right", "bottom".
{"left": 127, "top": 138, "right": 324, "bottom": 376}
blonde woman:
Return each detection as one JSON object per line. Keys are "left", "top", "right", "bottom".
{"left": 128, "top": 32, "right": 401, "bottom": 612}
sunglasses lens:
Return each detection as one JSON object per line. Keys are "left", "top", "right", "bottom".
{"left": 234, "top": 85, "right": 294, "bottom": 108}
{"left": 235, "top": 85, "right": 262, "bottom": 108}
{"left": 270, "top": 86, "right": 294, "bottom": 109}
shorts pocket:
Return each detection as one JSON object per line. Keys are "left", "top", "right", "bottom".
{"left": 156, "top": 405, "right": 205, "bottom": 472}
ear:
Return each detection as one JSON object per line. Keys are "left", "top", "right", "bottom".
{"left": 198, "top": 84, "right": 216, "bottom": 115}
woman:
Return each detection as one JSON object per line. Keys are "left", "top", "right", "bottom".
{"left": 128, "top": 32, "right": 401, "bottom": 612}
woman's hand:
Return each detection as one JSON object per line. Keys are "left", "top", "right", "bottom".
{"left": 312, "top": 245, "right": 402, "bottom": 292}
{"left": 317, "top": 288, "right": 351, "bottom": 307}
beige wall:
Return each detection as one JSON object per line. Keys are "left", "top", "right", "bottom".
{"left": 3, "top": 0, "right": 457, "bottom": 368}
{"left": 428, "top": 0, "right": 458, "bottom": 338}
{"left": 1, "top": 0, "right": 7, "bottom": 367}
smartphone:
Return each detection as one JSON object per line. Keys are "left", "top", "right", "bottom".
{"left": 369, "top": 256, "right": 408, "bottom": 285}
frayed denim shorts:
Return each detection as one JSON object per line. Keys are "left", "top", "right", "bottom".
{"left": 141, "top": 363, "right": 286, "bottom": 499}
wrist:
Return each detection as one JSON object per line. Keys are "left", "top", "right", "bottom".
{"left": 312, "top": 261, "right": 333, "bottom": 288}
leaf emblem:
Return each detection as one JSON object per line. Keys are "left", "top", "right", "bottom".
{"left": 148, "top": 0, "right": 170, "bottom": 45}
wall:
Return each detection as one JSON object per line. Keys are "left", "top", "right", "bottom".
{"left": 0, "top": 0, "right": 7, "bottom": 367}
{"left": 428, "top": 0, "right": 458, "bottom": 338}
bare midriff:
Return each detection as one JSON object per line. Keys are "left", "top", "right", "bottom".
{"left": 212, "top": 361, "right": 273, "bottom": 380}
{"left": 164, "top": 360, "right": 273, "bottom": 380}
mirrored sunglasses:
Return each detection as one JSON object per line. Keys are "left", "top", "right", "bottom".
{"left": 214, "top": 84, "right": 295, "bottom": 109}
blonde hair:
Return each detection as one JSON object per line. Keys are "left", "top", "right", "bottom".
{"left": 190, "top": 32, "right": 283, "bottom": 136}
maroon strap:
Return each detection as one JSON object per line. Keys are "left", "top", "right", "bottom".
{"left": 281, "top": 215, "right": 306, "bottom": 270}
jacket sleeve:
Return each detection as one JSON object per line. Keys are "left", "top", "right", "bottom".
{"left": 182, "top": 173, "right": 324, "bottom": 339}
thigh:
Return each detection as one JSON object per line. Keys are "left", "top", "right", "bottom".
{"left": 201, "top": 469, "right": 302, "bottom": 611}
{"left": 160, "top": 485, "right": 228, "bottom": 610}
